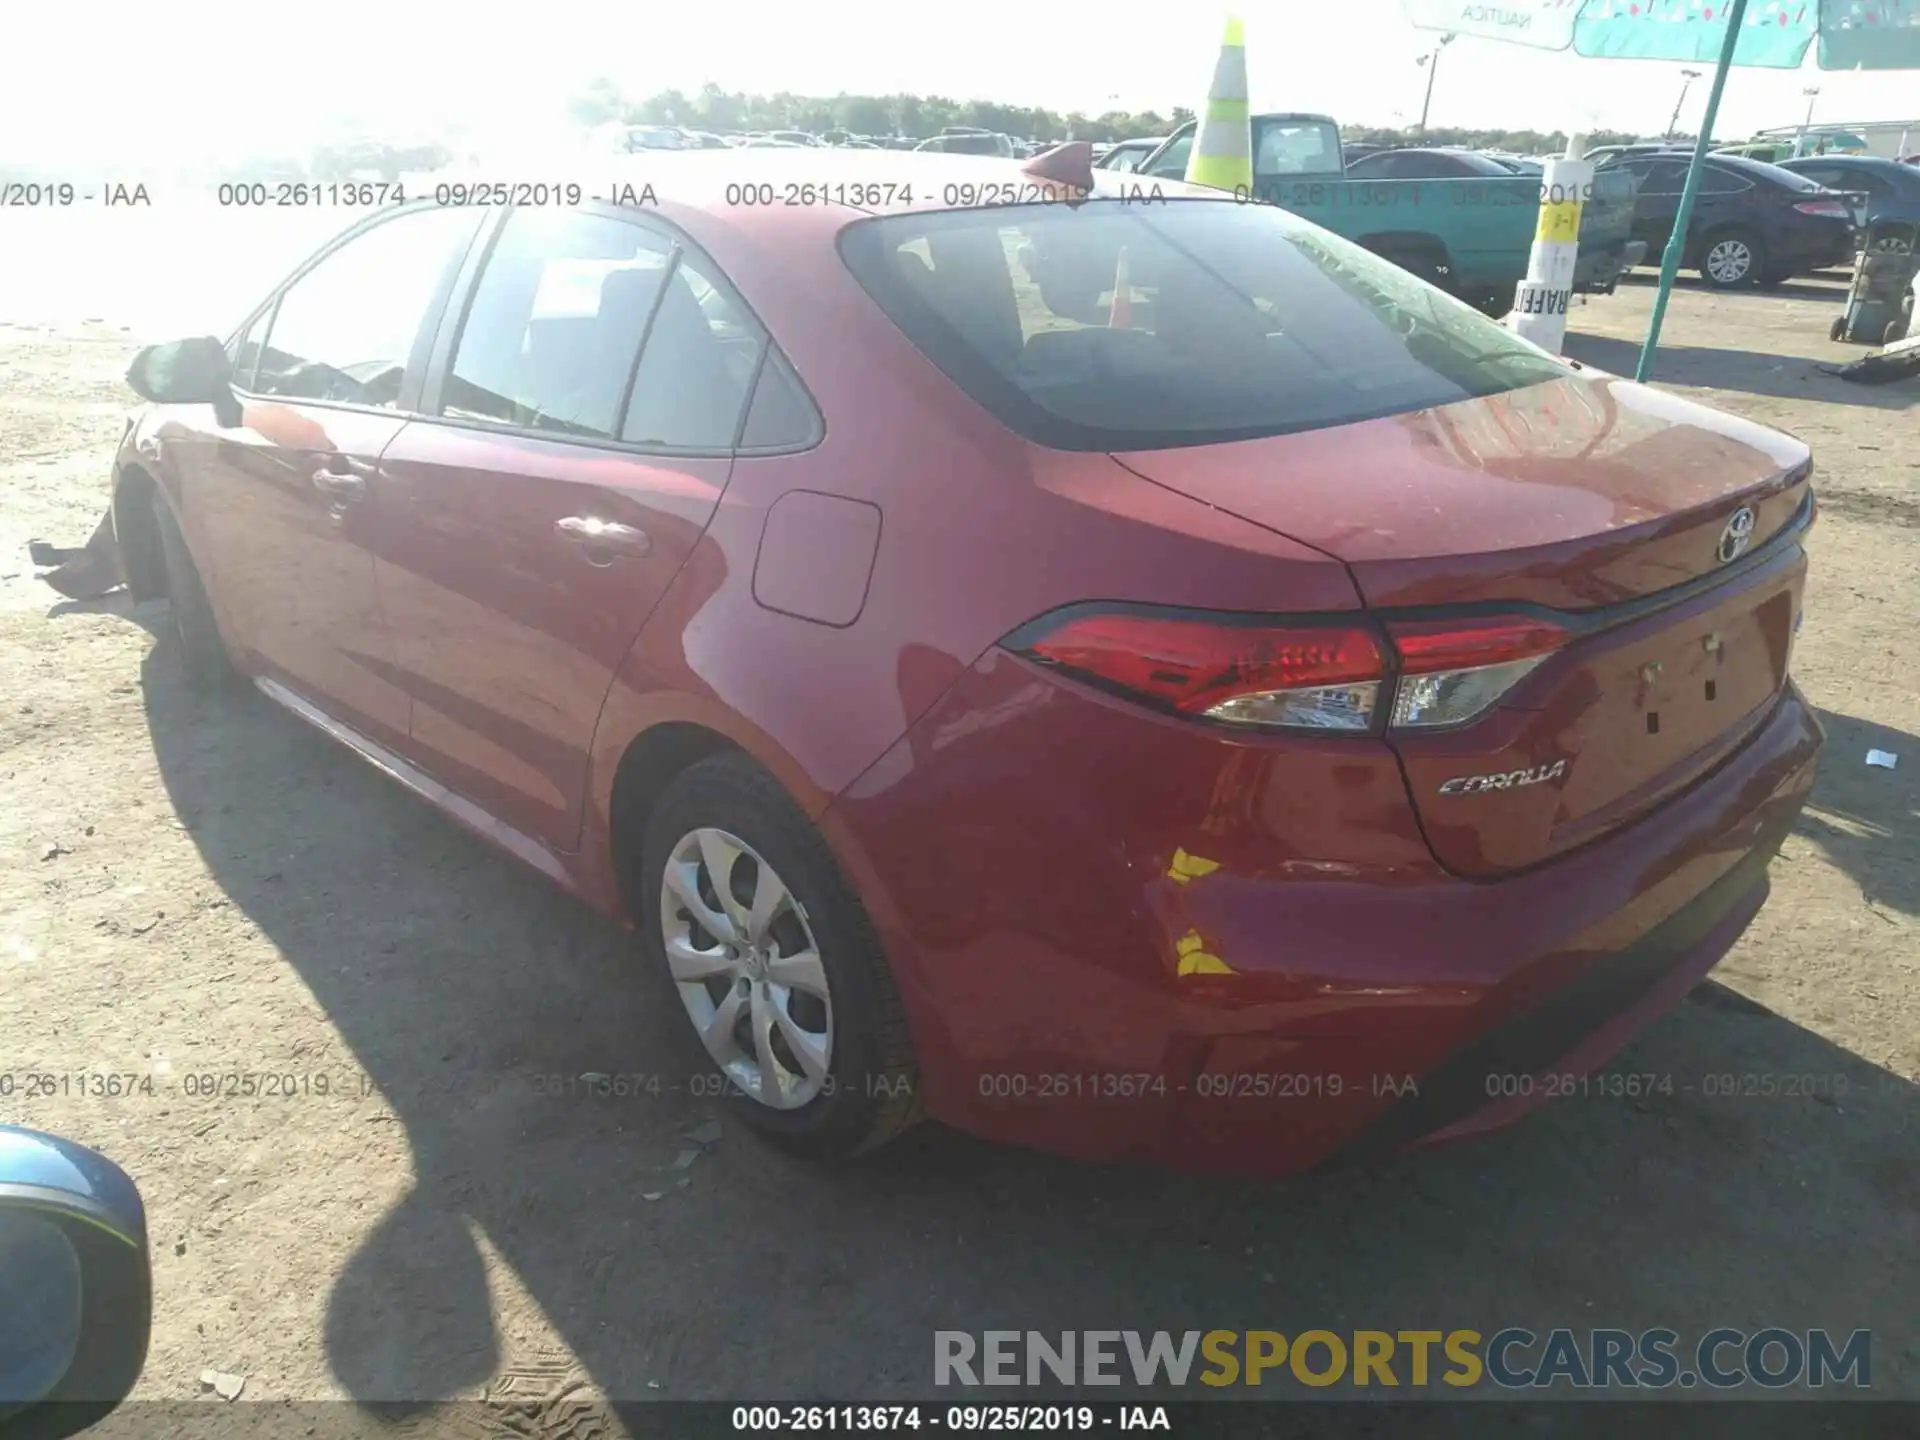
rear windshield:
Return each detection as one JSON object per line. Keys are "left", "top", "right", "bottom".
{"left": 839, "top": 198, "right": 1569, "bottom": 451}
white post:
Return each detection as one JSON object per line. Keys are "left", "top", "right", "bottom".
{"left": 1509, "top": 132, "right": 1594, "bottom": 354}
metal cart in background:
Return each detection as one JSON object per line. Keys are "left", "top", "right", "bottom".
{"left": 1830, "top": 218, "right": 1919, "bottom": 346}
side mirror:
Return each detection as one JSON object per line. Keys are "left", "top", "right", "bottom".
{"left": 0, "top": 1128, "right": 151, "bottom": 1440}
{"left": 125, "top": 338, "right": 241, "bottom": 427}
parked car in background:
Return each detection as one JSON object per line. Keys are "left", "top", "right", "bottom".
{"left": 1587, "top": 142, "right": 1686, "bottom": 166}
{"left": 1611, "top": 152, "right": 1861, "bottom": 288}
{"left": 680, "top": 130, "right": 731, "bottom": 151}
{"left": 108, "top": 147, "right": 1823, "bottom": 1176}
{"left": 915, "top": 131, "right": 1016, "bottom": 157}
{"left": 618, "top": 126, "right": 688, "bottom": 153}
{"left": 1094, "top": 137, "right": 1166, "bottom": 173}
{"left": 587, "top": 123, "right": 688, "bottom": 156}
{"left": 768, "top": 130, "right": 824, "bottom": 148}
{"left": 1778, "top": 154, "right": 1920, "bottom": 236}
{"left": 1344, "top": 148, "right": 1523, "bottom": 180}
{"left": 1715, "top": 141, "right": 1796, "bottom": 163}
{"left": 1137, "top": 113, "right": 1644, "bottom": 314}
{"left": 1481, "top": 153, "right": 1544, "bottom": 174}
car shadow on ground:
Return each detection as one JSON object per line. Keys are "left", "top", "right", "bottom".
{"left": 1562, "top": 332, "right": 1917, "bottom": 411}
{"left": 135, "top": 638, "right": 1918, "bottom": 1422}
{"left": 1801, "top": 709, "right": 1919, "bottom": 919}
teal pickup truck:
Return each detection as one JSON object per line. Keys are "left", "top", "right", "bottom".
{"left": 1134, "top": 114, "right": 1643, "bottom": 317}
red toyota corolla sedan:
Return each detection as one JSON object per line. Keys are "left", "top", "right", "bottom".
{"left": 107, "top": 146, "right": 1821, "bottom": 1176}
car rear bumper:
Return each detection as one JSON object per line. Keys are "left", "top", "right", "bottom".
{"left": 1780, "top": 224, "right": 1859, "bottom": 273}
{"left": 825, "top": 654, "right": 1824, "bottom": 1176}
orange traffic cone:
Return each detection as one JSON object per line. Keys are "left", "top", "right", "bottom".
{"left": 1108, "top": 245, "right": 1133, "bottom": 328}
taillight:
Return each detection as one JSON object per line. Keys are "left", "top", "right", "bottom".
{"left": 1385, "top": 616, "right": 1567, "bottom": 729}
{"left": 1008, "top": 609, "right": 1385, "bottom": 731}
{"left": 1004, "top": 608, "right": 1567, "bottom": 734}
{"left": 1794, "top": 199, "right": 1852, "bottom": 219}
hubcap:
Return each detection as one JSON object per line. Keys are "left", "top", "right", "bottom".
{"left": 1707, "top": 240, "right": 1752, "bottom": 284}
{"left": 659, "top": 827, "right": 831, "bottom": 1110}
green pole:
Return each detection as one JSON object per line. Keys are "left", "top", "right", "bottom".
{"left": 1635, "top": 0, "right": 1750, "bottom": 383}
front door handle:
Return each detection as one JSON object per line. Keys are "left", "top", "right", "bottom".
{"left": 311, "top": 465, "right": 368, "bottom": 501}
{"left": 556, "top": 515, "right": 652, "bottom": 560}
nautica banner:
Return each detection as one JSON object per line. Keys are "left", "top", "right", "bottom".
{"left": 1399, "top": 0, "right": 1583, "bottom": 48}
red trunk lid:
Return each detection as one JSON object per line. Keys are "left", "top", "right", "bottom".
{"left": 1115, "top": 374, "right": 1814, "bottom": 876}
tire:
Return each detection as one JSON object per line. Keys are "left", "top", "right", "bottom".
{"left": 1699, "top": 229, "right": 1765, "bottom": 290}
{"left": 151, "top": 492, "right": 237, "bottom": 691}
{"left": 638, "top": 752, "right": 920, "bottom": 1159}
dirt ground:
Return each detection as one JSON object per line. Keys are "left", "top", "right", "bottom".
{"left": 1, "top": 273, "right": 1915, "bottom": 1430}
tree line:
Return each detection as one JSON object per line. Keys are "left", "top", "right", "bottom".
{"left": 571, "top": 78, "right": 1190, "bottom": 142}
{"left": 571, "top": 81, "right": 1655, "bottom": 150}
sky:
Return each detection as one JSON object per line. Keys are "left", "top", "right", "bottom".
{"left": 8, "top": 0, "right": 1918, "bottom": 169}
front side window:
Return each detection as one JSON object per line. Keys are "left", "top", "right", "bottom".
{"left": 442, "top": 211, "right": 675, "bottom": 439}
{"left": 840, "top": 197, "right": 1568, "bottom": 451}
{"left": 228, "top": 309, "right": 267, "bottom": 392}
{"left": 252, "top": 206, "right": 480, "bottom": 408}
{"left": 1633, "top": 162, "right": 1688, "bottom": 193}
{"left": 1143, "top": 134, "right": 1193, "bottom": 179}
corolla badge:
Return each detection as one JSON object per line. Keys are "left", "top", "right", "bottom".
{"left": 1438, "top": 759, "right": 1568, "bottom": 796}
{"left": 1717, "top": 506, "right": 1757, "bottom": 564}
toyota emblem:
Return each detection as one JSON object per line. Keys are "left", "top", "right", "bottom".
{"left": 1717, "top": 506, "right": 1756, "bottom": 564}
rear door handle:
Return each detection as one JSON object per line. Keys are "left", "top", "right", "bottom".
{"left": 556, "top": 515, "right": 652, "bottom": 560}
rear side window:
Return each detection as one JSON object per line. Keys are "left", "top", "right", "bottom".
{"left": 1762, "top": 163, "right": 1826, "bottom": 193}
{"left": 443, "top": 211, "right": 674, "bottom": 439}
{"left": 739, "top": 352, "right": 822, "bottom": 449}
{"left": 620, "top": 253, "right": 763, "bottom": 449}
{"left": 839, "top": 198, "right": 1568, "bottom": 451}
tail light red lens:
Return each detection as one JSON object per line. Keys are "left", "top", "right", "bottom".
{"left": 1794, "top": 199, "right": 1852, "bottom": 219}
{"left": 1385, "top": 616, "right": 1568, "bottom": 729}
{"left": 1009, "top": 610, "right": 1386, "bottom": 731}
{"left": 1006, "top": 609, "right": 1569, "bottom": 734}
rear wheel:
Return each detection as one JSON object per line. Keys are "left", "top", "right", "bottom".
{"left": 1699, "top": 230, "right": 1765, "bottom": 290}
{"left": 638, "top": 753, "right": 919, "bottom": 1159}
{"left": 151, "top": 493, "right": 236, "bottom": 691}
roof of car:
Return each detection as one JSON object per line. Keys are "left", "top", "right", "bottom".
{"left": 579, "top": 146, "right": 1220, "bottom": 222}
{"left": 1781, "top": 153, "right": 1900, "bottom": 168}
